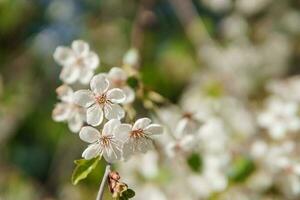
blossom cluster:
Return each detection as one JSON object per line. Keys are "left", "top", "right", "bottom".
{"left": 52, "top": 40, "right": 163, "bottom": 164}
{"left": 51, "top": 1, "right": 300, "bottom": 197}
{"left": 113, "top": 1, "right": 300, "bottom": 200}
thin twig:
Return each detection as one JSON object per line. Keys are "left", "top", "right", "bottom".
{"left": 96, "top": 164, "right": 111, "bottom": 200}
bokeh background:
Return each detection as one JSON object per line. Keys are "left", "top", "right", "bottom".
{"left": 1, "top": 0, "right": 300, "bottom": 199}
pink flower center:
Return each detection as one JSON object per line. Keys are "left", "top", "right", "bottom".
{"left": 130, "top": 129, "right": 145, "bottom": 139}
{"left": 100, "top": 135, "right": 113, "bottom": 147}
{"left": 96, "top": 94, "right": 108, "bottom": 105}
{"left": 75, "top": 57, "right": 85, "bottom": 67}
{"left": 182, "top": 112, "right": 193, "bottom": 119}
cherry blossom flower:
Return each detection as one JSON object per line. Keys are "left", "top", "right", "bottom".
{"left": 122, "top": 48, "right": 139, "bottom": 67}
{"left": 73, "top": 74, "right": 126, "bottom": 126}
{"left": 107, "top": 67, "right": 135, "bottom": 104}
{"left": 79, "top": 119, "right": 123, "bottom": 162}
{"left": 53, "top": 40, "right": 99, "bottom": 84}
{"left": 165, "top": 135, "right": 198, "bottom": 158}
{"left": 258, "top": 97, "right": 300, "bottom": 140}
{"left": 116, "top": 118, "right": 163, "bottom": 160}
{"left": 52, "top": 85, "right": 85, "bottom": 133}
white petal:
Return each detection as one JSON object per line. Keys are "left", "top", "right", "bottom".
{"left": 133, "top": 118, "right": 151, "bottom": 130}
{"left": 52, "top": 103, "right": 71, "bottom": 121}
{"left": 103, "top": 146, "right": 121, "bottom": 163}
{"left": 82, "top": 143, "right": 100, "bottom": 160}
{"left": 104, "top": 104, "right": 125, "bottom": 120}
{"left": 122, "top": 86, "right": 135, "bottom": 104}
{"left": 102, "top": 119, "right": 121, "bottom": 136}
{"left": 107, "top": 88, "right": 126, "bottom": 103}
{"left": 79, "top": 126, "right": 99, "bottom": 143}
{"left": 84, "top": 52, "right": 99, "bottom": 69}
{"left": 122, "top": 141, "right": 134, "bottom": 160}
{"left": 137, "top": 138, "right": 153, "bottom": 153}
{"left": 144, "top": 124, "right": 163, "bottom": 135}
{"left": 56, "top": 85, "right": 74, "bottom": 102}
{"left": 114, "top": 124, "right": 132, "bottom": 141}
{"left": 72, "top": 40, "right": 89, "bottom": 56}
{"left": 90, "top": 74, "right": 109, "bottom": 94}
{"left": 87, "top": 104, "right": 103, "bottom": 126}
{"left": 60, "top": 65, "right": 80, "bottom": 84}
{"left": 68, "top": 112, "right": 84, "bottom": 133}
{"left": 73, "top": 90, "right": 94, "bottom": 107}
{"left": 175, "top": 118, "right": 189, "bottom": 137}
{"left": 108, "top": 67, "right": 127, "bottom": 82}
{"left": 79, "top": 68, "right": 94, "bottom": 84}
{"left": 53, "top": 46, "right": 75, "bottom": 66}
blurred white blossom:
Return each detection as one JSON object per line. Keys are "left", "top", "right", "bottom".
{"left": 257, "top": 97, "right": 300, "bottom": 140}
{"left": 53, "top": 40, "right": 99, "bottom": 84}
{"left": 52, "top": 85, "right": 85, "bottom": 132}
{"left": 107, "top": 67, "right": 135, "bottom": 104}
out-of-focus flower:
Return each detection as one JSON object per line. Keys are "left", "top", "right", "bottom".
{"left": 188, "top": 165, "right": 228, "bottom": 198}
{"left": 281, "top": 11, "right": 300, "bottom": 34}
{"left": 79, "top": 119, "right": 123, "bottom": 162}
{"left": 52, "top": 85, "right": 85, "bottom": 132}
{"left": 220, "top": 14, "right": 248, "bottom": 41}
{"left": 257, "top": 97, "right": 300, "bottom": 140}
{"left": 165, "top": 135, "right": 198, "bottom": 158}
{"left": 73, "top": 74, "right": 126, "bottom": 126}
{"left": 135, "top": 185, "right": 167, "bottom": 200}
{"left": 235, "top": 0, "right": 272, "bottom": 15}
{"left": 107, "top": 67, "right": 135, "bottom": 104}
{"left": 198, "top": 118, "right": 228, "bottom": 153}
{"left": 122, "top": 48, "right": 139, "bottom": 68}
{"left": 53, "top": 40, "right": 99, "bottom": 84}
{"left": 201, "top": 0, "right": 232, "bottom": 12}
{"left": 267, "top": 76, "right": 300, "bottom": 102}
{"left": 116, "top": 118, "right": 163, "bottom": 160}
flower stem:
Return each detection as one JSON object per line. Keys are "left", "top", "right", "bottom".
{"left": 96, "top": 164, "right": 111, "bottom": 200}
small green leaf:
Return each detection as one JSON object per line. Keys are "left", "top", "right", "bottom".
{"left": 127, "top": 77, "right": 139, "bottom": 89}
{"left": 119, "top": 196, "right": 128, "bottom": 200}
{"left": 227, "top": 156, "right": 255, "bottom": 182}
{"left": 187, "top": 153, "right": 202, "bottom": 172}
{"left": 124, "top": 189, "right": 135, "bottom": 198}
{"left": 71, "top": 157, "right": 100, "bottom": 185}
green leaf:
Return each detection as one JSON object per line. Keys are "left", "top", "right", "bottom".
{"left": 71, "top": 157, "right": 100, "bottom": 185}
{"left": 187, "top": 153, "right": 202, "bottom": 172}
{"left": 124, "top": 189, "right": 135, "bottom": 198}
{"left": 119, "top": 196, "right": 128, "bottom": 200}
{"left": 227, "top": 156, "right": 255, "bottom": 182}
{"left": 127, "top": 77, "right": 139, "bottom": 89}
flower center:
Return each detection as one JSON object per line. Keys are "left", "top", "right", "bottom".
{"left": 182, "top": 112, "right": 193, "bottom": 119}
{"left": 96, "top": 94, "right": 108, "bottom": 105}
{"left": 100, "top": 135, "right": 112, "bottom": 147}
{"left": 130, "top": 129, "right": 144, "bottom": 139}
{"left": 75, "top": 57, "right": 85, "bottom": 67}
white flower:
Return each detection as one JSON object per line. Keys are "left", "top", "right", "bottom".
{"left": 201, "top": 0, "right": 232, "bottom": 12}
{"left": 258, "top": 97, "right": 300, "bottom": 140}
{"left": 122, "top": 48, "right": 139, "bottom": 67}
{"left": 165, "top": 135, "right": 198, "bottom": 158}
{"left": 52, "top": 85, "right": 85, "bottom": 133}
{"left": 107, "top": 67, "right": 135, "bottom": 104}
{"left": 116, "top": 118, "right": 163, "bottom": 160}
{"left": 53, "top": 40, "right": 99, "bottom": 84}
{"left": 73, "top": 74, "right": 126, "bottom": 126}
{"left": 79, "top": 119, "right": 123, "bottom": 162}
{"left": 197, "top": 118, "right": 228, "bottom": 153}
